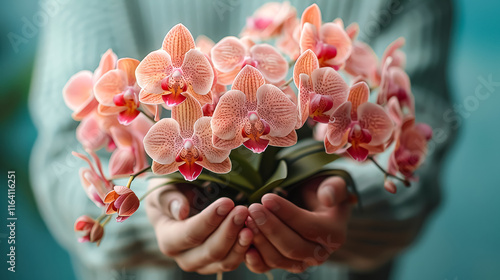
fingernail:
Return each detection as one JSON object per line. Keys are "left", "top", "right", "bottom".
{"left": 319, "top": 185, "right": 335, "bottom": 206}
{"left": 246, "top": 253, "right": 257, "bottom": 265}
{"left": 216, "top": 204, "right": 232, "bottom": 216}
{"left": 246, "top": 218, "right": 259, "bottom": 234}
{"left": 263, "top": 197, "right": 280, "bottom": 212}
{"left": 234, "top": 212, "right": 246, "bottom": 226}
{"left": 239, "top": 232, "right": 251, "bottom": 247}
{"left": 170, "top": 200, "right": 181, "bottom": 220}
{"left": 250, "top": 210, "right": 267, "bottom": 226}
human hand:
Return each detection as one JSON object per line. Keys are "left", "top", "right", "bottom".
{"left": 244, "top": 176, "right": 351, "bottom": 273}
{"left": 145, "top": 179, "right": 253, "bottom": 274}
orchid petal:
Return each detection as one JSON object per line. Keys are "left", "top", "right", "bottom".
{"left": 63, "top": 70, "right": 94, "bottom": 111}
{"left": 118, "top": 109, "right": 140, "bottom": 125}
{"left": 293, "top": 49, "right": 319, "bottom": 87}
{"left": 300, "top": 23, "right": 319, "bottom": 55}
{"left": 181, "top": 49, "right": 214, "bottom": 96}
{"left": 358, "top": 102, "right": 393, "bottom": 146}
{"left": 98, "top": 104, "right": 125, "bottom": 115}
{"left": 216, "top": 67, "right": 240, "bottom": 85}
{"left": 301, "top": 4, "right": 322, "bottom": 31}
{"left": 324, "top": 130, "right": 348, "bottom": 154}
{"left": 76, "top": 116, "right": 108, "bottom": 151}
{"left": 152, "top": 161, "right": 182, "bottom": 175}
{"left": 117, "top": 58, "right": 140, "bottom": 86}
{"left": 297, "top": 73, "right": 312, "bottom": 128}
{"left": 139, "top": 89, "right": 165, "bottom": 105}
{"left": 94, "top": 69, "right": 127, "bottom": 106}
{"left": 116, "top": 192, "right": 140, "bottom": 217}
{"left": 71, "top": 99, "right": 99, "bottom": 121}
{"left": 93, "top": 49, "right": 117, "bottom": 81}
{"left": 162, "top": 24, "right": 195, "bottom": 67}
{"left": 109, "top": 148, "right": 136, "bottom": 176}
{"left": 319, "top": 22, "right": 352, "bottom": 65}
{"left": 109, "top": 127, "right": 133, "bottom": 148}
{"left": 211, "top": 90, "right": 247, "bottom": 140}
{"left": 196, "top": 35, "right": 215, "bottom": 55}
{"left": 232, "top": 65, "right": 266, "bottom": 108}
{"left": 257, "top": 84, "right": 298, "bottom": 137}
{"left": 143, "top": 118, "right": 184, "bottom": 164}
{"left": 327, "top": 102, "right": 352, "bottom": 146}
{"left": 347, "top": 144, "right": 369, "bottom": 162}
{"left": 211, "top": 36, "right": 246, "bottom": 72}
{"left": 197, "top": 157, "right": 231, "bottom": 174}
{"left": 136, "top": 50, "right": 173, "bottom": 94}
{"left": 348, "top": 82, "right": 370, "bottom": 121}
{"left": 178, "top": 162, "right": 204, "bottom": 181}
{"left": 212, "top": 134, "right": 245, "bottom": 150}
{"left": 250, "top": 44, "right": 288, "bottom": 83}
{"left": 172, "top": 95, "right": 202, "bottom": 138}
{"left": 310, "top": 67, "right": 349, "bottom": 109}
{"left": 346, "top": 22, "right": 359, "bottom": 40}
{"left": 243, "top": 137, "right": 270, "bottom": 153}
{"left": 193, "top": 117, "right": 230, "bottom": 163}
{"left": 382, "top": 37, "right": 405, "bottom": 67}
{"left": 266, "top": 130, "right": 297, "bottom": 147}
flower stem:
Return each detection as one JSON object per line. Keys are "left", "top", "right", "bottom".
{"left": 100, "top": 215, "right": 112, "bottom": 227}
{"left": 288, "top": 59, "right": 296, "bottom": 69}
{"left": 125, "top": 166, "right": 152, "bottom": 189}
{"left": 368, "top": 156, "right": 410, "bottom": 186}
{"left": 139, "top": 183, "right": 171, "bottom": 201}
{"left": 138, "top": 108, "right": 156, "bottom": 123}
{"left": 280, "top": 77, "right": 293, "bottom": 89}
{"left": 216, "top": 272, "right": 223, "bottom": 280}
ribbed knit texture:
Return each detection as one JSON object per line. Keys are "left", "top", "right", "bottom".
{"left": 29, "top": 0, "right": 454, "bottom": 279}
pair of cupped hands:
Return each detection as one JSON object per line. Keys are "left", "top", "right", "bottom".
{"left": 146, "top": 176, "right": 351, "bottom": 275}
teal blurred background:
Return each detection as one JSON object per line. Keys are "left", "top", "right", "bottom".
{"left": 0, "top": 0, "right": 498, "bottom": 279}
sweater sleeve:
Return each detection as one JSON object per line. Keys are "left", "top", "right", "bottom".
{"left": 326, "top": 0, "right": 456, "bottom": 270}
{"left": 28, "top": 0, "right": 173, "bottom": 273}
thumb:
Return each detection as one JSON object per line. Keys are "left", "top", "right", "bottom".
{"left": 159, "top": 189, "right": 190, "bottom": 221}
{"left": 317, "top": 176, "right": 348, "bottom": 208}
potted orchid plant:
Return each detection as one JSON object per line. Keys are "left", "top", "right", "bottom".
{"left": 66, "top": 3, "right": 432, "bottom": 247}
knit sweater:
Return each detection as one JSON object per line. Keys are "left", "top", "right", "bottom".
{"left": 29, "top": 0, "right": 454, "bottom": 279}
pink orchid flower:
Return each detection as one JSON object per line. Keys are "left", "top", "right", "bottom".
{"left": 136, "top": 24, "right": 214, "bottom": 107}
{"left": 143, "top": 95, "right": 231, "bottom": 181}
{"left": 388, "top": 117, "right": 432, "bottom": 180}
{"left": 240, "top": 1, "right": 297, "bottom": 40}
{"left": 194, "top": 35, "right": 228, "bottom": 117}
{"left": 299, "top": 4, "right": 352, "bottom": 69}
{"left": 325, "top": 82, "right": 393, "bottom": 161}
{"left": 211, "top": 36, "right": 288, "bottom": 84}
{"left": 293, "top": 50, "right": 349, "bottom": 127}
{"left": 94, "top": 58, "right": 143, "bottom": 125}
{"left": 344, "top": 23, "right": 380, "bottom": 87}
{"left": 74, "top": 215, "right": 104, "bottom": 244}
{"left": 76, "top": 111, "right": 119, "bottom": 151}
{"left": 276, "top": 16, "right": 301, "bottom": 60}
{"left": 63, "top": 49, "right": 117, "bottom": 120}
{"left": 377, "top": 55, "right": 415, "bottom": 114}
{"left": 211, "top": 66, "right": 298, "bottom": 153}
{"left": 73, "top": 150, "right": 113, "bottom": 207}
{"left": 104, "top": 186, "right": 140, "bottom": 222}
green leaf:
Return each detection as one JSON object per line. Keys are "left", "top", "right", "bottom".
{"left": 277, "top": 139, "right": 324, "bottom": 162}
{"left": 248, "top": 160, "right": 288, "bottom": 203}
{"left": 227, "top": 152, "right": 262, "bottom": 188}
{"left": 280, "top": 151, "right": 340, "bottom": 188}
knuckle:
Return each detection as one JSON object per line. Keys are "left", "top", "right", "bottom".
{"left": 266, "top": 256, "right": 286, "bottom": 268}
{"left": 176, "top": 260, "right": 196, "bottom": 272}
{"left": 185, "top": 232, "right": 205, "bottom": 247}
{"left": 283, "top": 247, "right": 303, "bottom": 260}
{"left": 158, "top": 245, "right": 177, "bottom": 257}
{"left": 206, "top": 248, "right": 226, "bottom": 262}
{"left": 220, "top": 261, "right": 239, "bottom": 272}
